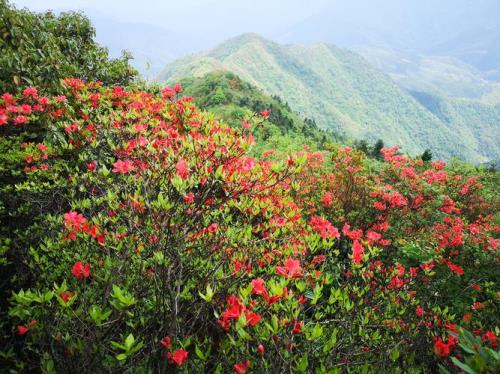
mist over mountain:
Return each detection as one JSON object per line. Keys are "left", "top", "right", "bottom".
{"left": 276, "top": 0, "right": 500, "bottom": 76}
{"left": 12, "top": 1, "right": 500, "bottom": 84}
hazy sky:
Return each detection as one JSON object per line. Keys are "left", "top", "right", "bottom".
{"left": 10, "top": 0, "right": 330, "bottom": 34}
{"left": 10, "top": 0, "right": 499, "bottom": 76}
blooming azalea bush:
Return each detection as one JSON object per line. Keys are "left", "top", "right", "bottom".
{"left": 0, "top": 80, "right": 498, "bottom": 372}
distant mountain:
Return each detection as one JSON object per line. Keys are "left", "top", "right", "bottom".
{"left": 353, "top": 46, "right": 499, "bottom": 102}
{"left": 275, "top": 0, "right": 500, "bottom": 79}
{"left": 158, "top": 33, "right": 498, "bottom": 163}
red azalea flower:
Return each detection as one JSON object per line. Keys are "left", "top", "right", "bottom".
{"left": 309, "top": 216, "right": 339, "bottom": 239}
{"left": 17, "top": 320, "right": 36, "bottom": 335}
{"left": 352, "top": 240, "right": 364, "bottom": 264}
{"left": 416, "top": 306, "right": 425, "bottom": 317}
{"left": 276, "top": 258, "right": 302, "bottom": 278}
{"left": 86, "top": 161, "right": 97, "bottom": 171}
{"left": 260, "top": 109, "right": 270, "bottom": 119}
{"left": 433, "top": 337, "right": 450, "bottom": 358}
{"left": 389, "top": 276, "right": 404, "bottom": 289}
{"left": 72, "top": 261, "right": 91, "bottom": 279}
{"left": 472, "top": 301, "right": 485, "bottom": 311}
{"left": 292, "top": 320, "right": 303, "bottom": 334}
{"left": 59, "top": 291, "right": 72, "bottom": 303}
{"left": 257, "top": 344, "right": 265, "bottom": 355}
{"left": 160, "top": 336, "right": 171, "bottom": 349}
{"left": 17, "top": 325, "right": 29, "bottom": 335}
{"left": 172, "top": 349, "right": 188, "bottom": 366}
{"left": 113, "top": 159, "right": 135, "bottom": 174}
{"left": 14, "top": 115, "right": 28, "bottom": 125}
{"left": 366, "top": 230, "right": 381, "bottom": 243}
{"left": 242, "top": 157, "right": 256, "bottom": 172}
{"left": 321, "top": 192, "right": 333, "bottom": 207}
{"left": 161, "top": 86, "right": 175, "bottom": 99}
{"left": 64, "top": 211, "right": 87, "bottom": 240}
{"left": 207, "top": 223, "right": 218, "bottom": 233}
{"left": 482, "top": 331, "right": 497, "bottom": 348}
{"left": 251, "top": 278, "right": 268, "bottom": 299}
{"left": 245, "top": 312, "right": 262, "bottom": 327}
{"left": 172, "top": 83, "right": 182, "bottom": 93}
{"left": 343, "top": 224, "right": 363, "bottom": 241}
{"left": 176, "top": 159, "right": 189, "bottom": 180}
{"left": 23, "top": 86, "right": 38, "bottom": 99}
{"left": 446, "top": 261, "right": 464, "bottom": 276}
{"left": 0, "top": 114, "right": 7, "bottom": 126}
{"left": 183, "top": 193, "right": 195, "bottom": 204}
{"left": 234, "top": 360, "right": 250, "bottom": 374}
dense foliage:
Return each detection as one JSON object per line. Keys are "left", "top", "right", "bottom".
{"left": 0, "top": 80, "right": 498, "bottom": 372}
{"left": 0, "top": 0, "right": 137, "bottom": 93}
{"left": 177, "top": 71, "right": 342, "bottom": 155}
{"left": 0, "top": 2, "right": 498, "bottom": 372}
{"left": 0, "top": 3, "right": 138, "bottom": 366}
{"left": 158, "top": 33, "right": 499, "bottom": 164}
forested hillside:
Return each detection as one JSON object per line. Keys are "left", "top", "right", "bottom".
{"left": 159, "top": 33, "right": 498, "bottom": 163}
{"left": 177, "top": 71, "right": 343, "bottom": 154}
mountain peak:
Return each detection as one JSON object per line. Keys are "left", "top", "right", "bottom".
{"left": 158, "top": 37, "right": 495, "bottom": 163}
{"left": 231, "top": 32, "right": 266, "bottom": 42}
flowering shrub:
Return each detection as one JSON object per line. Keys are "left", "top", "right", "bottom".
{"left": 0, "top": 80, "right": 498, "bottom": 372}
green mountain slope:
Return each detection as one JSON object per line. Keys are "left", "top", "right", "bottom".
{"left": 178, "top": 71, "right": 341, "bottom": 155}
{"left": 410, "top": 91, "right": 500, "bottom": 164}
{"left": 353, "top": 46, "right": 497, "bottom": 102}
{"left": 158, "top": 33, "right": 496, "bottom": 163}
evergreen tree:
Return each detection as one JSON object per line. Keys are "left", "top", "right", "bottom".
{"left": 355, "top": 140, "right": 370, "bottom": 155}
{"left": 421, "top": 149, "right": 433, "bottom": 162}
{"left": 371, "top": 139, "right": 385, "bottom": 160}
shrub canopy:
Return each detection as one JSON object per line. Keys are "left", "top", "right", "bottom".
{"left": 0, "top": 80, "right": 498, "bottom": 372}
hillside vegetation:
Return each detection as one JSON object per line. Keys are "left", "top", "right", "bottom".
{"left": 177, "top": 71, "right": 344, "bottom": 155}
{"left": 354, "top": 46, "right": 498, "bottom": 102}
{"left": 159, "top": 33, "right": 499, "bottom": 163}
{"left": 1, "top": 2, "right": 499, "bottom": 373}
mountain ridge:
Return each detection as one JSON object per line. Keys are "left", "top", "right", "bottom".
{"left": 159, "top": 33, "right": 498, "bottom": 163}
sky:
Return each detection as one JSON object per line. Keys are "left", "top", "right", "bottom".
{"left": 10, "top": 0, "right": 330, "bottom": 34}
{"left": 10, "top": 0, "right": 500, "bottom": 77}
{"left": 9, "top": 0, "right": 332, "bottom": 74}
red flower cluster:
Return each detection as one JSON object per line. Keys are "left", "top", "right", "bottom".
{"left": 352, "top": 240, "right": 364, "bottom": 264}
{"left": 234, "top": 360, "right": 251, "bottom": 373}
{"left": 309, "top": 216, "right": 340, "bottom": 239}
{"left": 260, "top": 109, "right": 270, "bottom": 119}
{"left": 71, "top": 261, "right": 91, "bottom": 279}
{"left": 433, "top": 335, "right": 458, "bottom": 358}
{"left": 113, "top": 159, "right": 135, "bottom": 174}
{"left": 219, "top": 295, "right": 262, "bottom": 331}
{"left": 168, "top": 349, "right": 189, "bottom": 366}
{"left": 176, "top": 159, "right": 189, "bottom": 179}
{"left": 17, "top": 320, "right": 36, "bottom": 335}
{"left": 275, "top": 258, "right": 302, "bottom": 278}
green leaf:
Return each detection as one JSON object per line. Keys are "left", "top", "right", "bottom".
{"left": 115, "top": 353, "right": 127, "bottom": 361}
{"left": 389, "top": 348, "right": 400, "bottom": 362}
{"left": 323, "top": 330, "right": 337, "bottom": 353}
{"left": 296, "top": 355, "right": 309, "bottom": 372}
{"left": 195, "top": 345, "right": 207, "bottom": 361}
{"left": 450, "top": 357, "right": 477, "bottom": 374}
{"left": 124, "top": 334, "right": 135, "bottom": 350}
